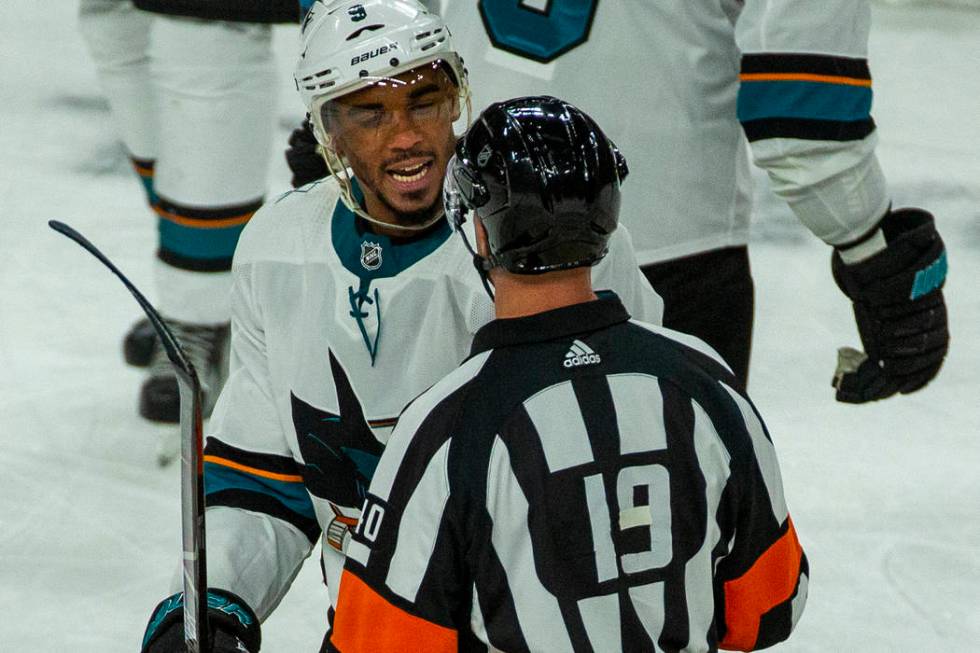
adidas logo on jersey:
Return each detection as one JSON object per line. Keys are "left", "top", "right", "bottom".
{"left": 564, "top": 339, "right": 601, "bottom": 368}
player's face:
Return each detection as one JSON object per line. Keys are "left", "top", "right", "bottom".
{"left": 325, "top": 63, "right": 460, "bottom": 228}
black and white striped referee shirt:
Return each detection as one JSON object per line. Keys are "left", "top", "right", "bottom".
{"left": 331, "top": 294, "right": 808, "bottom": 652}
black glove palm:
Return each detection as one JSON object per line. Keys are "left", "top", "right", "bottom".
{"left": 285, "top": 117, "right": 329, "bottom": 189}
{"left": 141, "top": 589, "right": 261, "bottom": 653}
{"left": 831, "top": 208, "right": 949, "bottom": 403}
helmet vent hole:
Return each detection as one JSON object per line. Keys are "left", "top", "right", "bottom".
{"left": 358, "top": 69, "right": 369, "bottom": 77}
{"left": 389, "top": 57, "right": 399, "bottom": 67}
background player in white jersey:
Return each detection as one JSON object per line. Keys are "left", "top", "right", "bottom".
{"left": 77, "top": 0, "right": 297, "bottom": 424}
{"left": 137, "top": 2, "right": 662, "bottom": 650}
{"left": 331, "top": 96, "right": 808, "bottom": 652}
{"left": 308, "top": 0, "right": 947, "bottom": 402}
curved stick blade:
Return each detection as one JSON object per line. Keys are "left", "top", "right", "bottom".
{"left": 47, "top": 220, "right": 198, "bottom": 383}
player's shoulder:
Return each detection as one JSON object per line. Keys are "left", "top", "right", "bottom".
{"left": 608, "top": 221, "right": 636, "bottom": 247}
{"left": 405, "top": 349, "right": 493, "bottom": 427}
{"left": 234, "top": 178, "right": 341, "bottom": 266}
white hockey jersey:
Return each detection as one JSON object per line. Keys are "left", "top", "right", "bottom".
{"left": 436, "top": 0, "right": 891, "bottom": 263}
{"left": 194, "top": 178, "right": 664, "bottom": 619}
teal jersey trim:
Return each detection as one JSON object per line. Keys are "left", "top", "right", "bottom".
{"left": 330, "top": 179, "right": 452, "bottom": 364}
{"left": 139, "top": 175, "right": 157, "bottom": 206}
{"left": 341, "top": 446, "right": 382, "bottom": 484}
{"left": 737, "top": 80, "right": 873, "bottom": 123}
{"left": 330, "top": 179, "right": 453, "bottom": 282}
{"left": 158, "top": 219, "right": 246, "bottom": 260}
{"left": 204, "top": 460, "right": 317, "bottom": 522}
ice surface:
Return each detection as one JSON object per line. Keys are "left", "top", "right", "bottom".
{"left": 0, "top": 1, "right": 977, "bottom": 650}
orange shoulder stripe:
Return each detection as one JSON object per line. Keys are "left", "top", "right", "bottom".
{"left": 739, "top": 72, "right": 872, "bottom": 87}
{"left": 152, "top": 204, "right": 255, "bottom": 229}
{"left": 331, "top": 570, "right": 458, "bottom": 653}
{"left": 203, "top": 455, "right": 305, "bottom": 483}
{"left": 720, "top": 517, "right": 804, "bottom": 651}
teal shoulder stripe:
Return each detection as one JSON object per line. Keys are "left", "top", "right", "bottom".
{"left": 204, "top": 461, "right": 316, "bottom": 522}
{"left": 737, "top": 81, "right": 872, "bottom": 123}
{"left": 158, "top": 220, "right": 246, "bottom": 260}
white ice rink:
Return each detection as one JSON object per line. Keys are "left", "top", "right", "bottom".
{"left": 1, "top": 1, "right": 978, "bottom": 650}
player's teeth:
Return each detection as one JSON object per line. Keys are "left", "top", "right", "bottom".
{"left": 391, "top": 164, "right": 429, "bottom": 182}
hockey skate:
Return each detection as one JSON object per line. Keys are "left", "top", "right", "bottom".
{"left": 123, "top": 317, "right": 157, "bottom": 367}
{"left": 139, "top": 319, "right": 229, "bottom": 424}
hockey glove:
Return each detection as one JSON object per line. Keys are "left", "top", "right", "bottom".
{"left": 141, "top": 588, "right": 261, "bottom": 653}
{"left": 285, "top": 117, "right": 329, "bottom": 189}
{"left": 831, "top": 208, "right": 949, "bottom": 403}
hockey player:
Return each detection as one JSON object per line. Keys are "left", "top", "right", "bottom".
{"left": 77, "top": 0, "right": 294, "bottom": 424}
{"left": 138, "top": 2, "right": 663, "bottom": 650}
{"left": 330, "top": 96, "right": 808, "bottom": 652}
{"left": 287, "top": 0, "right": 950, "bottom": 400}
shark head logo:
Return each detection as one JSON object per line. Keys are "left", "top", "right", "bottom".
{"left": 292, "top": 350, "right": 386, "bottom": 509}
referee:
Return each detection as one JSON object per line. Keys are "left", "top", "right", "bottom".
{"left": 329, "top": 97, "right": 808, "bottom": 653}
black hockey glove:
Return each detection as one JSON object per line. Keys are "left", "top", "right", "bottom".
{"left": 141, "top": 588, "right": 261, "bottom": 653}
{"left": 831, "top": 208, "right": 949, "bottom": 403}
{"left": 285, "top": 117, "right": 329, "bottom": 189}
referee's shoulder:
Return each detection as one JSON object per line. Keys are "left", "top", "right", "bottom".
{"left": 625, "top": 317, "right": 733, "bottom": 376}
{"left": 623, "top": 319, "right": 739, "bottom": 387}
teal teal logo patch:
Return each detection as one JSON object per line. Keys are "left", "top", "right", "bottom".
{"left": 910, "top": 250, "right": 947, "bottom": 300}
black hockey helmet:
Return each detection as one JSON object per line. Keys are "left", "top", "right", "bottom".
{"left": 444, "top": 95, "right": 629, "bottom": 275}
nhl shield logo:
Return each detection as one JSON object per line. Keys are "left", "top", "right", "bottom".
{"left": 360, "top": 241, "right": 382, "bottom": 270}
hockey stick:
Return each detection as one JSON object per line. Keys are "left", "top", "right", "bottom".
{"left": 48, "top": 221, "right": 210, "bottom": 653}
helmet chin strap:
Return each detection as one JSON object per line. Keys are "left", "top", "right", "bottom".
{"left": 319, "top": 145, "right": 446, "bottom": 234}
{"left": 452, "top": 219, "right": 495, "bottom": 301}
{"left": 313, "top": 89, "right": 473, "bottom": 237}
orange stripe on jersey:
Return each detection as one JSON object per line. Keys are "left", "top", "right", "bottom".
{"left": 152, "top": 205, "right": 255, "bottom": 229}
{"left": 739, "top": 72, "right": 872, "bottom": 87}
{"left": 331, "top": 570, "right": 458, "bottom": 653}
{"left": 720, "top": 517, "right": 804, "bottom": 651}
{"left": 203, "top": 455, "right": 305, "bottom": 483}
{"left": 131, "top": 162, "right": 154, "bottom": 176}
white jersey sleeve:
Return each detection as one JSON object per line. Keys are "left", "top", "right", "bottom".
{"left": 735, "top": 0, "right": 890, "bottom": 245}
{"left": 438, "top": 0, "right": 892, "bottom": 260}
{"left": 183, "top": 202, "right": 320, "bottom": 620}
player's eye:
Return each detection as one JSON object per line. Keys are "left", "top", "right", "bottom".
{"left": 408, "top": 101, "right": 437, "bottom": 118}
{"left": 347, "top": 106, "right": 385, "bottom": 129}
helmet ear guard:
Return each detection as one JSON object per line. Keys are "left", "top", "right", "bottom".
{"left": 444, "top": 153, "right": 496, "bottom": 299}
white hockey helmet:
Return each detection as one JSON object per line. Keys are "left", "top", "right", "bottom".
{"left": 295, "top": 0, "right": 469, "bottom": 139}
{"left": 293, "top": 0, "right": 469, "bottom": 231}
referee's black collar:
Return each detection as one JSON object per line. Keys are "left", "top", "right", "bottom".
{"left": 470, "top": 292, "right": 631, "bottom": 356}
